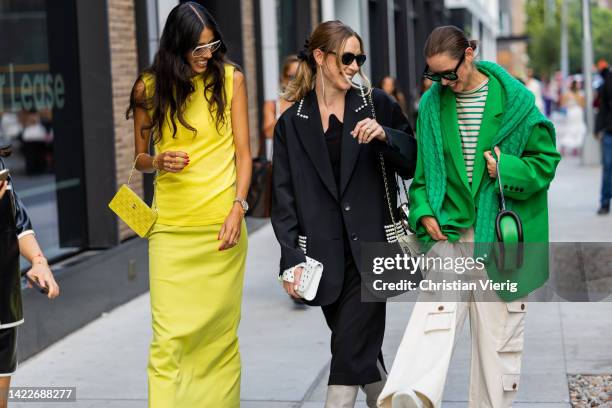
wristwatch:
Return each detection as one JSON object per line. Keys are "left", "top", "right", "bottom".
{"left": 234, "top": 198, "right": 249, "bottom": 214}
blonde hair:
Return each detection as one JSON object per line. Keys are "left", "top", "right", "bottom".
{"left": 282, "top": 20, "right": 371, "bottom": 102}
{"left": 281, "top": 54, "right": 299, "bottom": 82}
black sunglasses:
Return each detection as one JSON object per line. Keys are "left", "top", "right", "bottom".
{"left": 423, "top": 51, "right": 466, "bottom": 82}
{"left": 330, "top": 51, "right": 367, "bottom": 67}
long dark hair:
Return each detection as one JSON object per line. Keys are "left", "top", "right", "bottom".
{"left": 126, "top": 2, "right": 232, "bottom": 141}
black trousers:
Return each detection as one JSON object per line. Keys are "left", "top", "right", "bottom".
{"left": 321, "top": 246, "right": 386, "bottom": 386}
{"left": 0, "top": 327, "right": 17, "bottom": 375}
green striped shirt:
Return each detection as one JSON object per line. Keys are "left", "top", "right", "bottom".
{"left": 455, "top": 79, "right": 489, "bottom": 183}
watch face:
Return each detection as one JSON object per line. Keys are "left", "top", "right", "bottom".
{"left": 236, "top": 199, "right": 248, "bottom": 212}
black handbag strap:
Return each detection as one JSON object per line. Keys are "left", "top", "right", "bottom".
{"left": 365, "top": 88, "right": 409, "bottom": 241}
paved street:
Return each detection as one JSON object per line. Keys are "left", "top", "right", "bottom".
{"left": 10, "top": 156, "right": 612, "bottom": 407}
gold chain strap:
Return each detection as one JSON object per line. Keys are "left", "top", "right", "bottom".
{"left": 128, "top": 152, "right": 158, "bottom": 211}
{"left": 127, "top": 153, "right": 147, "bottom": 186}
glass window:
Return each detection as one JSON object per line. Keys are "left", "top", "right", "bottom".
{"left": 1, "top": 0, "right": 82, "bottom": 263}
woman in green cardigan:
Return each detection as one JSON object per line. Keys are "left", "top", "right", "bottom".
{"left": 377, "top": 26, "right": 561, "bottom": 408}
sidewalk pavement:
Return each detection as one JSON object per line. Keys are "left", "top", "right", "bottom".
{"left": 10, "top": 157, "right": 612, "bottom": 407}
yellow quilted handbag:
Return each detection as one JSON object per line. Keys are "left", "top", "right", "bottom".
{"left": 108, "top": 154, "right": 157, "bottom": 238}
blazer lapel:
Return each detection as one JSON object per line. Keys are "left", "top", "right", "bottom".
{"left": 471, "top": 75, "right": 504, "bottom": 197}
{"left": 340, "top": 88, "right": 369, "bottom": 196}
{"left": 440, "top": 87, "right": 471, "bottom": 192}
{"left": 292, "top": 90, "right": 339, "bottom": 201}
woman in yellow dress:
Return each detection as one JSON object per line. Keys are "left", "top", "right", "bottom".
{"left": 126, "top": 3, "right": 251, "bottom": 407}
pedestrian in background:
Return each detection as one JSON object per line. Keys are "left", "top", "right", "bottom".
{"left": 378, "top": 25, "right": 560, "bottom": 408}
{"left": 0, "top": 149, "right": 60, "bottom": 408}
{"left": 412, "top": 77, "right": 433, "bottom": 123}
{"left": 126, "top": 2, "right": 251, "bottom": 406}
{"left": 380, "top": 75, "right": 409, "bottom": 115}
{"left": 271, "top": 20, "right": 416, "bottom": 408}
{"left": 263, "top": 56, "right": 308, "bottom": 307}
{"left": 525, "top": 68, "right": 545, "bottom": 113}
{"left": 559, "top": 79, "right": 586, "bottom": 156}
{"left": 596, "top": 59, "right": 612, "bottom": 215}
{"left": 262, "top": 54, "right": 299, "bottom": 161}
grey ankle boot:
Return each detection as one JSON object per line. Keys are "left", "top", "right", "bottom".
{"left": 325, "top": 385, "right": 359, "bottom": 408}
{"left": 361, "top": 360, "right": 388, "bottom": 408}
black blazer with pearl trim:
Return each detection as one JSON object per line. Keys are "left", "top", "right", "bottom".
{"left": 271, "top": 87, "right": 417, "bottom": 306}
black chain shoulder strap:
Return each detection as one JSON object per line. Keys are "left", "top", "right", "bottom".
{"left": 366, "top": 89, "right": 402, "bottom": 242}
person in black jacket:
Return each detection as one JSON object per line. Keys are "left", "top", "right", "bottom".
{"left": 0, "top": 149, "right": 59, "bottom": 408}
{"left": 271, "top": 21, "right": 417, "bottom": 408}
{"left": 596, "top": 61, "right": 612, "bottom": 215}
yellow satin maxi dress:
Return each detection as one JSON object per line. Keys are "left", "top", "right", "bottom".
{"left": 143, "top": 65, "right": 247, "bottom": 408}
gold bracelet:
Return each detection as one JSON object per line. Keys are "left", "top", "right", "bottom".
{"left": 152, "top": 155, "right": 159, "bottom": 171}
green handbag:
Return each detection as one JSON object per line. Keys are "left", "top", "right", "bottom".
{"left": 494, "top": 150, "right": 524, "bottom": 272}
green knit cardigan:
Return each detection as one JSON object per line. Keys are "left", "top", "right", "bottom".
{"left": 417, "top": 61, "right": 556, "bottom": 243}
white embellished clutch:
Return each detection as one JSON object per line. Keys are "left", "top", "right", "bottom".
{"left": 279, "top": 256, "right": 324, "bottom": 301}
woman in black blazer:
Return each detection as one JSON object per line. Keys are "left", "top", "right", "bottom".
{"left": 271, "top": 21, "right": 417, "bottom": 408}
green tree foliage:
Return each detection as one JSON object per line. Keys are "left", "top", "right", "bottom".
{"left": 526, "top": 0, "right": 612, "bottom": 78}
{"left": 526, "top": 0, "right": 561, "bottom": 78}
{"left": 591, "top": 6, "right": 612, "bottom": 70}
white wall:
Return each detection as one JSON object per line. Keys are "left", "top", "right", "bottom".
{"left": 335, "top": 0, "right": 362, "bottom": 29}
{"left": 330, "top": 0, "right": 372, "bottom": 79}
{"left": 143, "top": 0, "right": 178, "bottom": 65}
{"left": 147, "top": 0, "right": 179, "bottom": 63}
{"left": 157, "top": 0, "right": 178, "bottom": 35}
{"left": 321, "top": 0, "right": 335, "bottom": 21}
{"left": 259, "top": 0, "right": 280, "bottom": 101}
{"left": 446, "top": 0, "right": 499, "bottom": 33}
{"left": 446, "top": 0, "right": 499, "bottom": 61}
{"left": 147, "top": 0, "right": 161, "bottom": 63}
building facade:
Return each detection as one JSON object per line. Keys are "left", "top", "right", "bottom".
{"left": 445, "top": 0, "right": 500, "bottom": 62}
{"left": 496, "top": 0, "right": 528, "bottom": 79}
{"left": 1, "top": 0, "right": 150, "bottom": 359}
{"left": 1, "top": 0, "right": 321, "bottom": 360}
{"left": 319, "top": 0, "right": 449, "bottom": 121}
{"left": 2, "top": 0, "right": 463, "bottom": 359}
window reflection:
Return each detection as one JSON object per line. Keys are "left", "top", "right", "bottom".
{"left": 1, "top": 0, "right": 79, "bottom": 262}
